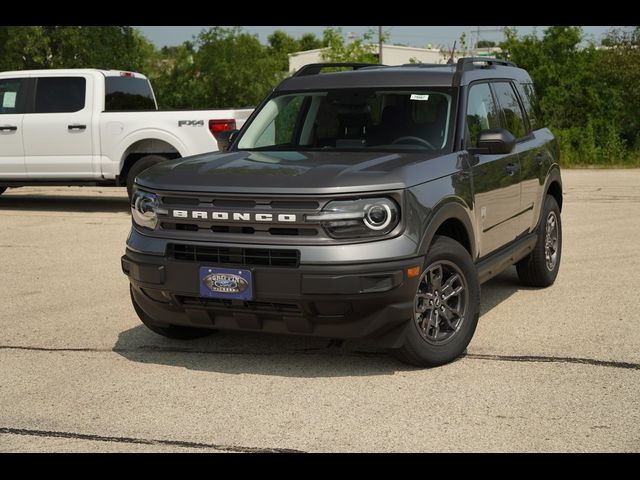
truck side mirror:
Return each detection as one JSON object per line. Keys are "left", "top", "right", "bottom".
{"left": 475, "top": 129, "right": 516, "bottom": 155}
{"left": 215, "top": 129, "right": 239, "bottom": 151}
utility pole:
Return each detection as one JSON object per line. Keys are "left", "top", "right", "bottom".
{"left": 378, "top": 26, "right": 383, "bottom": 64}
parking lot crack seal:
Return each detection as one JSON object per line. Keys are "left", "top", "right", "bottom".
{"left": 0, "top": 427, "right": 304, "bottom": 453}
{"left": 464, "top": 353, "right": 640, "bottom": 370}
{"left": 2, "top": 345, "right": 639, "bottom": 370}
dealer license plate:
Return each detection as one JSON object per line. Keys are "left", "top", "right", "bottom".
{"left": 199, "top": 267, "right": 253, "bottom": 301}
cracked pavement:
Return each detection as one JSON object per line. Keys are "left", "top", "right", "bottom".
{"left": 0, "top": 169, "right": 639, "bottom": 452}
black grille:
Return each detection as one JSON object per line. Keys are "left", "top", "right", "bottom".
{"left": 178, "top": 296, "right": 302, "bottom": 314}
{"left": 170, "top": 244, "right": 300, "bottom": 268}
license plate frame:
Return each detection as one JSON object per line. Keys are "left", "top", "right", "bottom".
{"left": 199, "top": 266, "right": 253, "bottom": 301}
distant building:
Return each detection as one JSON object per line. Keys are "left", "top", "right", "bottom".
{"left": 288, "top": 44, "right": 502, "bottom": 73}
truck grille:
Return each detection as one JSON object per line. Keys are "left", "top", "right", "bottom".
{"left": 155, "top": 193, "right": 330, "bottom": 244}
{"left": 170, "top": 244, "right": 300, "bottom": 268}
{"left": 178, "top": 296, "right": 302, "bottom": 314}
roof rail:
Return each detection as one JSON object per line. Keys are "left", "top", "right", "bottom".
{"left": 292, "top": 63, "right": 383, "bottom": 77}
{"left": 455, "top": 57, "right": 517, "bottom": 72}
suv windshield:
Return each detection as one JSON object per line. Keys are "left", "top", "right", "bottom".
{"left": 237, "top": 88, "right": 455, "bottom": 152}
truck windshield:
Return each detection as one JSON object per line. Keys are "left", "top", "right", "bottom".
{"left": 236, "top": 88, "right": 455, "bottom": 152}
{"left": 104, "top": 77, "right": 157, "bottom": 111}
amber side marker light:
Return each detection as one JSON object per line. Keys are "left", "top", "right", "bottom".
{"left": 407, "top": 266, "right": 421, "bottom": 278}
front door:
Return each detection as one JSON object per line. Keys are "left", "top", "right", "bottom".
{"left": 466, "top": 82, "right": 521, "bottom": 257}
{"left": 0, "top": 77, "right": 28, "bottom": 179}
{"left": 23, "top": 75, "right": 95, "bottom": 179}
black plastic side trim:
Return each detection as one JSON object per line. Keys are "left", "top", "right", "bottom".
{"left": 476, "top": 232, "right": 537, "bottom": 284}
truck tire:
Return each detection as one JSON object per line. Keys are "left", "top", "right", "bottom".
{"left": 394, "top": 236, "right": 480, "bottom": 367}
{"left": 126, "top": 155, "right": 170, "bottom": 199}
{"left": 130, "top": 286, "right": 215, "bottom": 340}
{"left": 516, "top": 194, "right": 562, "bottom": 287}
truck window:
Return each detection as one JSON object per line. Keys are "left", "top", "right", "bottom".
{"left": 0, "top": 79, "right": 26, "bottom": 114}
{"left": 104, "top": 77, "right": 156, "bottom": 111}
{"left": 492, "top": 82, "right": 527, "bottom": 139}
{"left": 35, "top": 77, "right": 86, "bottom": 113}
{"left": 466, "top": 83, "right": 501, "bottom": 147}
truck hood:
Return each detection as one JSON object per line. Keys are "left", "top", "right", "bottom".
{"left": 136, "top": 150, "right": 460, "bottom": 194}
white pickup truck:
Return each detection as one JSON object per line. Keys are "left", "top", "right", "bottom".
{"left": 0, "top": 69, "right": 253, "bottom": 197}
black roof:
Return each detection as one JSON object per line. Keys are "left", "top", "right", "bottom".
{"left": 277, "top": 58, "right": 532, "bottom": 92}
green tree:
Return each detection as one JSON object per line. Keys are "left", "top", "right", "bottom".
{"left": 0, "top": 26, "right": 152, "bottom": 71}
{"left": 476, "top": 40, "right": 496, "bottom": 48}
{"left": 320, "top": 27, "right": 380, "bottom": 63}
{"left": 193, "top": 26, "right": 283, "bottom": 108}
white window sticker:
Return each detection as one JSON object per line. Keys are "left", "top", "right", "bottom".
{"left": 410, "top": 94, "right": 430, "bottom": 101}
{"left": 2, "top": 92, "right": 17, "bottom": 108}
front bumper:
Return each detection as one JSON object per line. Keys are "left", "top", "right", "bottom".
{"left": 122, "top": 246, "right": 423, "bottom": 347}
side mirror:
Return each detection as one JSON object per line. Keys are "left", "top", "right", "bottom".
{"left": 215, "top": 129, "right": 239, "bottom": 151}
{"left": 475, "top": 128, "right": 516, "bottom": 155}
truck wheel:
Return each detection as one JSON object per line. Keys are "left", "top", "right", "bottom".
{"left": 130, "top": 286, "right": 215, "bottom": 340}
{"left": 516, "top": 195, "right": 562, "bottom": 287}
{"left": 126, "top": 155, "right": 169, "bottom": 199}
{"left": 394, "top": 236, "right": 480, "bottom": 368}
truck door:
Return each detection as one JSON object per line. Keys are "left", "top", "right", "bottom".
{"left": 466, "top": 82, "right": 521, "bottom": 257}
{"left": 23, "top": 75, "right": 95, "bottom": 179}
{"left": 0, "top": 77, "right": 29, "bottom": 179}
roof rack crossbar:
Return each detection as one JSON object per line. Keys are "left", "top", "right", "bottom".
{"left": 455, "top": 57, "right": 517, "bottom": 73}
{"left": 292, "top": 63, "right": 384, "bottom": 77}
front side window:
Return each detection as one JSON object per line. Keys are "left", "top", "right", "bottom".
{"left": 0, "top": 78, "right": 25, "bottom": 115}
{"left": 492, "top": 82, "right": 527, "bottom": 138}
{"left": 466, "top": 83, "right": 501, "bottom": 147}
{"left": 237, "top": 88, "right": 455, "bottom": 152}
{"left": 35, "top": 77, "right": 86, "bottom": 113}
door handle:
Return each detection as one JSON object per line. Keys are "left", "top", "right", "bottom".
{"left": 0, "top": 125, "right": 18, "bottom": 131}
{"left": 68, "top": 124, "right": 87, "bottom": 131}
{"left": 505, "top": 163, "right": 520, "bottom": 176}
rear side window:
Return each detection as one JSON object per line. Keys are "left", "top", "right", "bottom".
{"left": 466, "top": 83, "right": 501, "bottom": 147}
{"left": 105, "top": 77, "right": 156, "bottom": 111}
{"left": 492, "top": 82, "right": 527, "bottom": 139}
{"left": 515, "top": 82, "right": 542, "bottom": 131}
{"left": 35, "top": 77, "right": 86, "bottom": 113}
{"left": 0, "top": 78, "right": 26, "bottom": 114}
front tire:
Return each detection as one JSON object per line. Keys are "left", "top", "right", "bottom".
{"left": 130, "top": 286, "right": 215, "bottom": 340}
{"left": 516, "top": 194, "right": 562, "bottom": 287}
{"left": 394, "top": 236, "right": 480, "bottom": 368}
{"left": 126, "top": 155, "right": 170, "bottom": 200}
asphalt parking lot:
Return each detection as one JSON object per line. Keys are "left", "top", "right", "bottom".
{"left": 0, "top": 169, "right": 639, "bottom": 452}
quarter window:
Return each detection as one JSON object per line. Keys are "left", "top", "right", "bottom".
{"left": 35, "top": 77, "right": 86, "bottom": 113}
{"left": 466, "top": 83, "right": 501, "bottom": 147}
{"left": 492, "top": 82, "right": 527, "bottom": 138}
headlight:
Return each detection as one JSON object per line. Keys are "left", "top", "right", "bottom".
{"left": 307, "top": 197, "right": 400, "bottom": 239}
{"left": 131, "top": 189, "right": 162, "bottom": 230}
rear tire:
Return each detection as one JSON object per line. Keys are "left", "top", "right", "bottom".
{"left": 516, "top": 194, "right": 562, "bottom": 287}
{"left": 130, "top": 286, "right": 215, "bottom": 340}
{"left": 393, "top": 236, "right": 480, "bottom": 368}
{"left": 126, "top": 155, "right": 170, "bottom": 200}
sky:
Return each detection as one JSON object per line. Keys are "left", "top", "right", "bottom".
{"left": 135, "top": 26, "right": 619, "bottom": 49}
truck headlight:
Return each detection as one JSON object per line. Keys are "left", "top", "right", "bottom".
{"left": 307, "top": 197, "right": 400, "bottom": 239}
{"left": 131, "top": 189, "right": 162, "bottom": 230}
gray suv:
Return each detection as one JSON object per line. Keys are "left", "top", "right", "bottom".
{"left": 122, "top": 58, "right": 562, "bottom": 367}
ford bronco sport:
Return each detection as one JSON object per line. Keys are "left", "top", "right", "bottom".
{"left": 122, "top": 58, "right": 562, "bottom": 367}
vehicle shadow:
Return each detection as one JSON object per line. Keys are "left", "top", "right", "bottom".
{"left": 0, "top": 189, "right": 130, "bottom": 214}
{"left": 113, "top": 269, "right": 526, "bottom": 377}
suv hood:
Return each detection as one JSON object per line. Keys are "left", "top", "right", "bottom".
{"left": 136, "top": 150, "right": 459, "bottom": 194}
